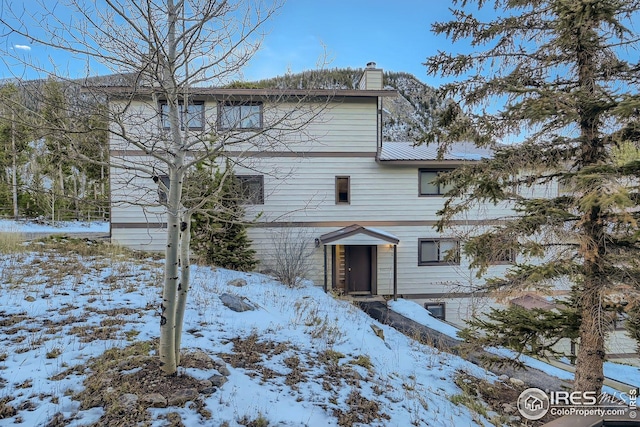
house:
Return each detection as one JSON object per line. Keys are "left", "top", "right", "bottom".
{"left": 108, "top": 63, "right": 511, "bottom": 326}
{"left": 107, "top": 64, "right": 637, "bottom": 361}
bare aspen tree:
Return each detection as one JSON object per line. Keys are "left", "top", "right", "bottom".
{"left": 0, "top": 0, "right": 328, "bottom": 375}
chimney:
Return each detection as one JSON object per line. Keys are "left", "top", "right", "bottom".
{"left": 358, "top": 61, "right": 383, "bottom": 90}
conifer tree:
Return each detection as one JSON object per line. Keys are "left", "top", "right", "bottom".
{"left": 425, "top": 0, "right": 640, "bottom": 393}
{"left": 190, "top": 167, "right": 257, "bottom": 272}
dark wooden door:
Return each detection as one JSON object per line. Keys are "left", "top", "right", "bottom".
{"left": 345, "top": 245, "right": 372, "bottom": 293}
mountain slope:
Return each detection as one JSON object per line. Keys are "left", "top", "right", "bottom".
{"left": 252, "top": 68, "right": 441, "bottom": 142}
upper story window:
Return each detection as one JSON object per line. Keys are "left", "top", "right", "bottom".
{"left": 160, "top": 101, "right": 205, "bottom": 130}
{"left": 419, "top": 169, "right": 455, "bottom": 196}
{"left": 237, "top": 175, "right": 264, "bottom": 204}
{"left": 418, "top": 239, "right": 460, "bottom": 266}
{"left": 218, "top": 102, "right": 263, "bottom": 130}
{"left": 335, "top": 176, "right": 350, "bottom": 204}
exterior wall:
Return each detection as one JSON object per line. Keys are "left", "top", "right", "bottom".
{"left": 109, "top": 96, "right": 381, "bottom": 250}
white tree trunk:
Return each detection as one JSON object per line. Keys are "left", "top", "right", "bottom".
{"left": 159, "top": 168, "right": 183, "bottom": 374}
{"left": 159, "top": 0, "right": 186, "bottom": 375}
{"left": 174, "top": 212, "right": 192, "bottom": 366}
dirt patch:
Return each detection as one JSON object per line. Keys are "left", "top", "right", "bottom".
{"left": 0, "top": 312, "right": 28, "bottom": 328}
{"left": 69, "top": 341, "right": 212, "bottom": 427}
{"left": 333, "top": 389, "right": 390, "bottom": 427}
{"left": 218, "top": 334, "right": 389, "bottom": 427}
{"left": 219, "top": 332, "right": 288, "bottom": 370}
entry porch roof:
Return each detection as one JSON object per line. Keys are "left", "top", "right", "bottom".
{"left": 318, "top": 224, "right": 399, "bottom": 246}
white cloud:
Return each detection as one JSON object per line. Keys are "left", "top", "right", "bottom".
{"left": 13, "top": 44, "right": 31, "bottom": 51}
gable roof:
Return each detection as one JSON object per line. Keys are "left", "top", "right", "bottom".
{"left": 319, "top": 224, "right": 400, "bottom": 245}
{"left": 377, "top": 141, "right": 492, "bottom": 164}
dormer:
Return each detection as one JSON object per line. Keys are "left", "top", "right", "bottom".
{"left": 358, "top": 62, "right": 383, "bottom": 90}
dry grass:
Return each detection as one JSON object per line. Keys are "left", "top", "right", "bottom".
{"left": 0, "top": 229, "right": 24, "bottom": 254}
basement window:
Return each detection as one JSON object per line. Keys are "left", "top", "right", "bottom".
{"left": 425, "top": 302, "right": 446, "bottom": 320}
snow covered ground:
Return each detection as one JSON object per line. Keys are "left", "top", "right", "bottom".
{"left": 1, "top": 220, "right": 636, "bottom": 426}
{"left": 0, "top": 234, "right": 503, "bottom": 426}
{"left": 389, "top": 300, "right": 640, "bottom": 397}
{"left": 0, "top": 219, "right": 109, "bottom": 234}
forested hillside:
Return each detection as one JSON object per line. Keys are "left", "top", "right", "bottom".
{"left": 0, "top": 69, "right": 437, "bottom": 221}
{"left": 252, "top": 68, "right": 441, "bottom": 142}
{"left": 0, "top": 78, "right": 109, "bottom": 222}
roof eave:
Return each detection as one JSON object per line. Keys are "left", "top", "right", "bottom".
{"left": 90, "top": 86, "right": 398, "bottom": 99}
{"left": 375, "top": 158, "right": 481, "bottom": 166}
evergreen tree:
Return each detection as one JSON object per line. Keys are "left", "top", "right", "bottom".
{"left": 459, "top": 299, "right": 581, "bottom": 367}
{"left": 425, "top": 0, "right": 640, "bottom": 393}
{"left": 190, "top": 166, "right": 257, "bottom": 272}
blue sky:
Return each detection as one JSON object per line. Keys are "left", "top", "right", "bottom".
{"left": 0, "top": 1, "right": 457, "bottom": 87}
{"left": 242, "top": 1, "right": 455, "bottom": 85}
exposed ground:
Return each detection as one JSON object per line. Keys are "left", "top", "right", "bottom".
{"left": 0, "top": 234, "right": 633, "bottom": 426}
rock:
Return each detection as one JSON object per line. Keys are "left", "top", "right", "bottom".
{"left": 200, "top": 387, "right": 217, "bottom": 395}
{"left": 227, "top": 278, "right": 247, "bottom": 287}
{"left": 208, "top": 374, "right": 228, "bottom": 387}
{"left": 370, "top": 324, "right": 385, "bottom": 341}
{"left": 219, "top": 293, "right": 255, "bottom": 312}
{"left": 509, "top": 377, "right": 525, "bottom": 387}
{"left": 24, "top": 295, "right": 36, "bottom": 302}
{"left": 119, "top": 393, "right": 138, "bottom": 411}
{"left": 167, "top": 388, "right": 199, "bottom": 406}
{"left": 217, "top": 365, "right": 231, "bottom": 376}
{"left": 198, "top": 380, "right": 213, "bottom": 389}
{"left": 498, "top": 374, "right": 509, "bottom": 382}
{"left": 142, "top": 393, "right": 166, "bottom": 408}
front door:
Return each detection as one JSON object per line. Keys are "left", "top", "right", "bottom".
{"left": 345, "top": 245, "right": 374, "bottom": 294}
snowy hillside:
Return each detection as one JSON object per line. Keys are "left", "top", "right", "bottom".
{"left": 0, "top": 235, "right": 505, "bottom": 427}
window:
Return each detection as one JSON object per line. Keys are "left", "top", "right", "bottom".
{"left": 424, "top": 302, "right": 446, "bottom": 320}
{"left": 218, "top": 102, "right": 263, "bottom": 130}
{"left": 419, "top": 169, "right": 455, "bottom": 196}
{"left": 335, "top": 176, "right": 350, "bottom": 204}
{"left": 160, "top": 101, "right": 204, "bottom": 130}
{"left": 156, "top": 175, "right": 170, "bottom": 203}
{"left": 237, "top": 175, "right": 264, "bottom": 204}
{"left": 418, "top": 239, "right": 459, "bottom": 265}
